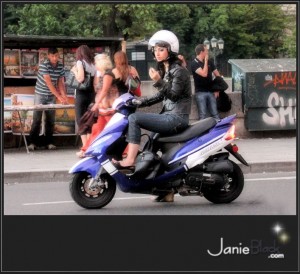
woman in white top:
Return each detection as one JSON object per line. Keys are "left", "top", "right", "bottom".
{"left": 71, "top": 45, "right": 96, "bottom": 148}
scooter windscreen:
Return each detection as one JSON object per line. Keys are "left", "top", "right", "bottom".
{"left": 112, "top": 93, "right": 134, "bottom": 110}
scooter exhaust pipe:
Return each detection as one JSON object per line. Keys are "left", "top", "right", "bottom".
{"left": 201, "top": 160, "right": 234, "bottom": 173}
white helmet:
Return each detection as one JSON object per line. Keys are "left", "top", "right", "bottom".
{"left": 148, "top": 30, "right": 179, "bottom": 54}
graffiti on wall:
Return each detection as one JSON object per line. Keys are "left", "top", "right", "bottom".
{"left": 232, "top": 67, "right": 244, "bottom": 92}
{"left": 244, "top": 71, "right": 296, "bottom": 130}
{"left": 262, "top": 92, "right": 296, "bottom": 127}
{"left": 262, "top": 72, "right": 296, "bottom": 128}
{"left": 263, "top": 72, "right": 296, "bottom": 91}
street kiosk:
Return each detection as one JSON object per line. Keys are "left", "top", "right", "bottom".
{"left": 228, "top": 58, "right": 296, "bottom": 131}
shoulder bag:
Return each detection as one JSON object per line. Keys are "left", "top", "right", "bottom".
{"left": 125, "top": 69, "right": 141, "bottom": 97}
{"left": 66, "top": 61, "right": 92, "bottom": 91}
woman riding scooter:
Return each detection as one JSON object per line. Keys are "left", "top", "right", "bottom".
{"left": 113, "top": 30, "right": 192, "bottom": 202}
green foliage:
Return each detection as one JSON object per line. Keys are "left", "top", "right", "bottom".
{"left": 4, "top": 3, "right": 160, "bottom": 39}
{"left": 155, "top": 4, "right": 193, "bottom": 57}
{"left": 114, "top": 4, "right": 160, "bottom": 39}
{"left": 282, "top": 26, "right": 296, "bottom": 58}
{"left": 3, "top": 3, "right": 296, "bottom": 62}
{"left": 3, "top": 3, "right": 24, "bottom": 34}
{"left": 187, "top": 4, "right": 290, "bottom": 59}
{"left": 278, "top": 14, "right": 296, "bottom": 58}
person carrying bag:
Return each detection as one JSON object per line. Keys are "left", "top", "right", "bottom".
{"left": 66, "top": 61, "right": 92, "bottom": 91}
{"left": 69, "top": 45, "right": 96, "bottom": 149}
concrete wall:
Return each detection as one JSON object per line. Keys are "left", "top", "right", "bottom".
{"left": 140, "top": 76, "right": 232, "bottom": 97}
{"left": 138, "top": 77, "right": 296, "bottom": 139}
{"left": 4, "top": 78, "right": 296, "bottom": 149}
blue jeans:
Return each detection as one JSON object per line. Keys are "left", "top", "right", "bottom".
{"left": 195, "top": 91, "right": 219, "bottom": 120}
{"left": 29, "top": 93, "right": 56, "bottom": 146}
{"left": 127, "top": 112, "right": 189, "bottom": 144}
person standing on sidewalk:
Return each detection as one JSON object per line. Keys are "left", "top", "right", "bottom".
{"left": 89, "top": 50, "right": 140, "bottom": 158}
{"left": 91, "top": 50, "right": 140, "bottom": 110}
{"left": 76, "top": 53, "right": 118, "bottom": 158}
{"left": 28, "top": 48, "right": 68, "bottom": 151}
{"left": 191, "top": 44, "right": 221, "bottom": 121}
{"left": 71, "top": 45, "right": 96, "bottom": 149}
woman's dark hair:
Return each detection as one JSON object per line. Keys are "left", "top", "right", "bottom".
{"left": 76, "top": 45, "right": 94, "bottom": 64}
{"left": 155, "top": 53, "right": 182, "bottom": 77}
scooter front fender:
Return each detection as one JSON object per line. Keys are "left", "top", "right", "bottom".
{"left": 69, "top": 156, "right": 100, "bottom": 178}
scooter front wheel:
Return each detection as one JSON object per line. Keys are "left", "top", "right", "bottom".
{"left": 69, "top": 171, "right": 116, "bottom": 209}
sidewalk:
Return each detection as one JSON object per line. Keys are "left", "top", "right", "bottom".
{"left": 3, "top": 137, "right": 296, "bottom": 184}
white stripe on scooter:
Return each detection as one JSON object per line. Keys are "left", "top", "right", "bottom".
{"left": 185, "top": 137, "right": 230, "bottom": 169}
{"left": 102, "top": 160, "right": 118, "bottom": 175}
{"left": 168, "top": 133, "right": 225, "bottom": 165}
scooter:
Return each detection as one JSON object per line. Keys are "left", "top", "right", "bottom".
{"left": 69, "top": 93, "right": 249, "bottom": 209}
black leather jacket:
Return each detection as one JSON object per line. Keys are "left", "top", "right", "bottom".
{"left": 140, "top": 63, "right": 191, "bottom": 116}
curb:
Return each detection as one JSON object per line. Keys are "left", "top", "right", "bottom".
{"left": 239, "top": 161, "right": 296, "bottom": 174}
{"left": 4, "top": 161, "right": 296, "bottom": 184}
{"left": 4, "top": 170, "right": 73, "bottom": 184}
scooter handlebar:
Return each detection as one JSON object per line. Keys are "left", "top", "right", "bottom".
{"left": 126, "top": 98, "right": 142, "bottom": 106}
{"left": 132, "top": 99, "right": 142, "bottom": 106}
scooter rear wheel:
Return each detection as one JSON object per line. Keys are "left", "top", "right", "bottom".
{"left": 70, "top": 171, "right": 116, "bottom": 209}
{"left": 203, "top": 161, "right": 244, "bottom": 204}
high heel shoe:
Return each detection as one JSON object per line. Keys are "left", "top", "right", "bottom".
{"left": 113, "top": 161, "right": 135, "bottom": 171}
{"left": 152, "top": 190, "right": 175, "bottom": 202}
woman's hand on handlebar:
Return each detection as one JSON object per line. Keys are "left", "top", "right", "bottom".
{"left": 126, "top": 98, "right": 142, "bottom": 107}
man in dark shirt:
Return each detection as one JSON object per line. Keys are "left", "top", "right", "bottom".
{"left": 191, "top": 44, "right": 221, "bottom": 120}
{"left": 28, "top": 48, "right": 68, "bottom": 151}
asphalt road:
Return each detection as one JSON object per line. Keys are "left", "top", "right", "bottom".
{"left": 4, "top": 172, "right": 296, "bottom": 215}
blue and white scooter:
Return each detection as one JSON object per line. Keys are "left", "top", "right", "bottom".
{"left": 69, "top": 93, "right": 248, "bottom": 209}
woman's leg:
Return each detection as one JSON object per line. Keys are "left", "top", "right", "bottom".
{"left": 80, "top": 134, "right": 88, "bottom": 147}
{"left": 75, "top": 93, "right": 86, "bottom": 146}
{"left": 118, "top": 112, "right": 188, "bottom": 167}
{"left": 80, "top": 115, "right": 112, "bottom": 152}
{"left": 75, "top": 91, "right": 95, "bottom": 147}
{"left": 118, "top": 143, "right": 140, "bottom": 166}
{"left": 127, "top": 112, "right": 187, "bottom": 144}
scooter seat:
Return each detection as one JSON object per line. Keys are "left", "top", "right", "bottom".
{"left": 157, "top": 117, "right": 217, "bottom": 143}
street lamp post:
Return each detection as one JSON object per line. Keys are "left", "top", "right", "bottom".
{"left": 203, "top": 37, "right": 224, "bottom": 66}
